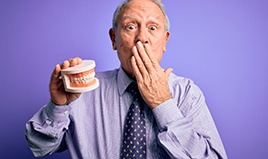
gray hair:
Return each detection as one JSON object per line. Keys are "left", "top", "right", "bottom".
{"left": 112, "top": 0, "right": 170, "bottom": 31}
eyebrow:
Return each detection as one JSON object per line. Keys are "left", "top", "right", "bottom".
{"left": 120, "top": 14, "right": 162, "bottom": 24}
{"left": 120, "top": 14, "right": 135, "bottom": 22}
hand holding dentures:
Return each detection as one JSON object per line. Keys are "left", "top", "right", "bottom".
{"left": 49, "top": 57, "right": 99, "bottom": 105}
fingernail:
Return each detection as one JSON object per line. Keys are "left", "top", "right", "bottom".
{"left": 144, "top": 43, "right": 149, "bottom": 48}
{"left": 137, "top": 41, "right": 142, "bottom": 46}
{"left": 132, "top": 46, "right": 137, "bottom": 52}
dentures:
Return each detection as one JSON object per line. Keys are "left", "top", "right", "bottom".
{"left": 61, "top": 60, "right": 99, "bottom": 93}
{"left": 68, "top": 69, "right": 96, "bottom": 87}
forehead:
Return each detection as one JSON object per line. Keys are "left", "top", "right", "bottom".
{"left": 118, "top": 0, "right": 165, "bottom": 22}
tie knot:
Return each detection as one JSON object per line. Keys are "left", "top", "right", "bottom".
{"left": 127, "top": 82, "right": 139, "bottom": 96}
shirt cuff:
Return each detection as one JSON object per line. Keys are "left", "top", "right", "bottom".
{"left": 44, "top": 100, "right": 71, "bottom": 123}
{"left": 152, "top": 99, "right": 184, "bottom": 131}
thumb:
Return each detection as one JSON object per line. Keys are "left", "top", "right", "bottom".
{"left": 164, "top": 68, "right": 173, "bottom": 77}
{"left": 50, "top": 64, "right": 61, "bottom": 83}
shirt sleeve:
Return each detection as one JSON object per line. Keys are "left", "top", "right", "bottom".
{"left": 25, "top": 100, "right": 71, "bottom": 157}
{"left": 152, "top": 82, "right": 227, "bottom": 159}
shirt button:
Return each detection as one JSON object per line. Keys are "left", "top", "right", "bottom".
{"left": 63, "top": 111, "right": 69, "bottom": 116}
{"left": 45, "top": 119, "right": 53, "bottom": 125}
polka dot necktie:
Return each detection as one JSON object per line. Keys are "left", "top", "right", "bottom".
{"left": 120, "top": 83, "right": 146, "bottom": 159}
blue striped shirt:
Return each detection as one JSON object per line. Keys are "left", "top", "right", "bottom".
{"left": 25, "top": 67, "right": 227, "bottom": 159}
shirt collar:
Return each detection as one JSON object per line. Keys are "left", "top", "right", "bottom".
{"left": 117, "top": 67, "right": 135, "bottom": 96}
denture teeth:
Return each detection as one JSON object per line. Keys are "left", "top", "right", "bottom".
{"left": 69, "top": 73, "right": 95, "bottom": 84}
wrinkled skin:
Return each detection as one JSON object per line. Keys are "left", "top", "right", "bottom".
{"left": 50, "top": 0, "right": 173, "bottom": 108}
{"left": 50, "top": 57, "right": 83, "bottom": 105}
{"left": 109, "top": 0, "right": 172, "bottom": 108}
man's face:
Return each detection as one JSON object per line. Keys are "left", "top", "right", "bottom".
{"left": 109, "top": 0, "right": 170, "bottom": 78}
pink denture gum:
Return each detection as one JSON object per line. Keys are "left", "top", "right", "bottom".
{"left": 61, "top": 60, "right": 99, "bottom": 93}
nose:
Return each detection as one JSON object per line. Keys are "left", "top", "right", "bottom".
{"left": 135, "top": 27, "right": 149, "bottom": 44}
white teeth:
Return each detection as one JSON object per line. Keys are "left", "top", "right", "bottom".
{"left": 69, "top": 73, "right": 94, "bottom": 84}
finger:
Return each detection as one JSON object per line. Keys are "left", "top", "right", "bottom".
{"left": 143, "top": 43, "right": 162, "bottom": 70}
{"left": 76, "top": 57, "right": 82, "bottom": 64}
{"left": 143, "top": 43, "right": 154, "bottom": 61}
{"left": 51, "top": 64, "right": 61, "bottom": 80}
{"left": 132, "top": 46, "right": 149, "bottom": 78}
{"left": 50, "top": 64, "right": 63, "bottom": 88}
{"left": 136, "top": 41, "right": 154, "bottom": 73}
{"left": 61, "top": 60, "right": 70, "bottom": 69}
{"left": 60, "top": 57, "right": 83, "bottom": 69}
{"left": 69, "top": 57, "right": 83, "bottom": 67}
{"left": 164, "top": 68, "right": 173, "bottom": 77}
{"left": 131, "top": 55, "right": 143, "bottom": 82}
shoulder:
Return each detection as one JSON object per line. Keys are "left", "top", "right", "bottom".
{"left": 168, "top": 72, "right": 206, "bottom": 114}
{"left": 95, "top": 68, "right": 119, "bottom": 80}
{"left": 168, "top": 72, "right": 198, "bottom": 91}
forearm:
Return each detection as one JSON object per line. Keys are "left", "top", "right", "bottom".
{"left": 25, "top": 101, "right": 71, "bottom": 157}
{"left": 153, "top": 99, "right": 227, "bottom": 159}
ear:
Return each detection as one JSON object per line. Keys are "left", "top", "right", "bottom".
{"left": 163, "top": 31, "right": 170, "bottom": 52}
{"left": 109, "top": 28, "right": 117, "bottom": 50}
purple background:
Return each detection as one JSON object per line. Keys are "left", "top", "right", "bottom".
{"left": 1, "top": 0, "right": 267, "bottom": 158}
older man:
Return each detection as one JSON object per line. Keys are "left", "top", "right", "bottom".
{"left": 25, "top": 0, "right": 227, "bottom": 158}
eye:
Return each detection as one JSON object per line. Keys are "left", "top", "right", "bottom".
{"left": 150, "top": 25, "right": 157, "bottom": 31}
{"left": 127, "top": 24, "right": 136, "bottom": 30}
